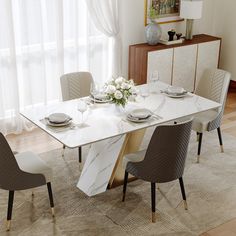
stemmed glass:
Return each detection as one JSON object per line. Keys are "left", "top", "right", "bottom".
{"left": 77, "top": 100, "right": 88, "bottom": 125}
{"left": 140, "top": 85, "right": 150, "bottom": 100}
{"left": 149, "top": 70, "right": 159, "bottom": 93}
{"left": 90, "top": 83, "right": 99, "bottom": 103}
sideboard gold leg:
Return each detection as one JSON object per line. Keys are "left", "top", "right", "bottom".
{"left": 109, "top": 129, "right": 146, "bottom": 188}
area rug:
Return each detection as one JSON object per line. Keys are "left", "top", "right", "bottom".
{"left": 1, "top": 129, "right": 236, "bottom": 236}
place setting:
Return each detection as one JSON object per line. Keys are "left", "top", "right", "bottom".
{"left": 40, "top": 113, "right": 77, "bottom": 133}
{"left": 124, "top": 108, "right": 162, "bottom": 124}
{"left": 41, "top": 99, "right": 91, "bottom": 132}
{"left": 160, "top": 86, "right": 189, "bottom": 98}
{"left": 88, "top": 83, "right": 112, "bottom": 105}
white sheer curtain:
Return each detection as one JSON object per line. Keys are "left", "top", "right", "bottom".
{"left": 0, "top": 0, "right": 111, "bottom": 135}
{"left": 86, "top": 0, "right": 121, "bottom": 77}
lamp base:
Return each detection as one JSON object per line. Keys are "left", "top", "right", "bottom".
{"left": 185, "top": 19, "right": 194, "bottom": 40}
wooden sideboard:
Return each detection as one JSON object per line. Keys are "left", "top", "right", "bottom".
{"left": 129, "top": 34, "right": 221, "bottom": 91}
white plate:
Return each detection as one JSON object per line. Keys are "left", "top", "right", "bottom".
{"left": 129, "top": 108, "right": 152, "bottom": 119}
{"left": 48, "top": 113, "right": 71, "bottom": 124}
{"left": 165, "top": 93, "right": 188, "bottom": 98}
{"left": 167, "top": 86, "right": 186, "bottom": 94}
{"left": 46, "top": 119, "right": 72, "bottom": 127}
{"left": 89, "top": 96, "right": 111, "bottom": 104}
{"left": 126, "top": 114, "right": 151, "bottom": 123}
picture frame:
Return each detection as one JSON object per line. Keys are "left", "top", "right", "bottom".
{"left": 145, "top": 0, "right": 184, "bottom": 25}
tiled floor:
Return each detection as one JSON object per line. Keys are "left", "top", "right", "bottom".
{"left": 5, "top": 90, "right": 236, "bottom": 236}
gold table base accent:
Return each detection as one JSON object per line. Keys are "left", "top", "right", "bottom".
{"left": 108, "top": 128, "right": 146, "bottom": 188}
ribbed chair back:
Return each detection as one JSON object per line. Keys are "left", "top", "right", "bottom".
{"left": 60, "top": 72, "right": 93, "bottom": 101}
{"left": 0, "top": 133, "right": 45, "bottom": 191}
{"left": 195, "top": 69, "right": 230, "bottom": 131}
{"left": 126, "top": 120, "right": 193, "bottom": 183}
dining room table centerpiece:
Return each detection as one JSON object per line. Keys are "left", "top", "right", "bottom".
{"left": 105, "top": 76, "right": 136, "bottom": 107}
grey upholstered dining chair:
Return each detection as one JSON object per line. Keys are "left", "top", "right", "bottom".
{"left": 0, "top": 133, "right": 54, "bottom": 231}
{"left": 122, "top": 119, "right": 193, "bottom": 223}
{"left": 60, "top": 72, "right": 94, "bottom": 163}
{"left": 193, "top": 69, "right": 231, "bottom": 163}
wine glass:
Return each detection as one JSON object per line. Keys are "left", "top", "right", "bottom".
{"left": 140, "top": 86, "right": 150, "bottom": 100}
{"left": 90, "top": 83, "right": 99, "bottom": 103}
{"left": 77, "top": 100, "right": 88, "bottom": 125}
{"left": 149, "top": 71, "right": 159, "bottom": 93}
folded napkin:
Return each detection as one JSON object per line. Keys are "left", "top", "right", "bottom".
{"left": 162, "top": 87, "right": 187, "bottom": 96}
{"left": 127, "top": 114, "right": 151, "bottom": 121}
{"left": 129, "top": 108, "right": 152, "bottom": 119}
{"left": 91, "top": 93, "right": 107, "bottom": 101}
{"left": 47, "top": 113, "right": 72, "bottom": 124}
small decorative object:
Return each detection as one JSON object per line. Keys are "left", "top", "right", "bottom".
{"left": 180, "top": 0, "right": 203, "bottom": 40}
{"left": 168, "top": 29, "right": 176, "bottom": 41}
{"left": 145, "top": 6, "right": 162, "bottom": 45}
{"left": 176, "top": 33, "right": 182, "bottom": 40}
{"left": 159, "top": 38, "right": 184, "bottom": 45}
{"left": 105, "top": 77, "right": 136, "bottom": 107}
{"left": 145, "top": 0, "right": 183, "bottom": 25}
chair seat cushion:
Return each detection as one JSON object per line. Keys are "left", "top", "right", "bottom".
{"left": 15, "top": 152, "right": 52, "bottom": 183}
{"left": 123, "top": 150, "right": 146, "bottom": 170}
{"left": 192, "top": 110, "right": 218, "bottom": 133}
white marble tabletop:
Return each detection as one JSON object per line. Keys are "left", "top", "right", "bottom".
{"left": 21, "top": 82, "right": 221, "bottom": 148}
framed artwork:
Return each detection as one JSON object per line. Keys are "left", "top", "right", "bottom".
{"left": 145, "top": 0, "right": 183, "bottom": 25}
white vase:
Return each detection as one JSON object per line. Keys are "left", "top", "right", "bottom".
{"left": 112, "top": 104, "right": 124, "bottom": 114}
{"left": 145, "top": 21, "right": 162, "bottom": 46}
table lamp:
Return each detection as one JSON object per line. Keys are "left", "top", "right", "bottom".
{"left": 180, "top": 0, "right": 203, "bottom": 40}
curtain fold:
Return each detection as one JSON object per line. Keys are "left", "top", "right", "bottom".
{"left": 86, "top": 0, "right": 122, "bottom": 77}
{"left": 0, "top": 0, "right": 110, "bottom": 135}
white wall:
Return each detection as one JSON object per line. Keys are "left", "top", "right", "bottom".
{"left": 210, "top": 0, "right": 236, "bottom": 81}
{"left": 120, "top": 0, "right": 184, "bottom": 77}
{"left": 120, "top": 0, "right": 236, "bottom": 81}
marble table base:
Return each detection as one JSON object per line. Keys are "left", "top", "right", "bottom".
{"left": 77, "top": 135, "right": 125, "bottom": 196}
{"left": 77, "top": 129, "right": 146, "bottom": 196}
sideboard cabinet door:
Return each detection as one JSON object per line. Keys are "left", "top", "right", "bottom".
{"left": 147, "top": 48, "right": 173, "bottom": 84}
{"left": 172, "top": 45, "right": 198, "bottom": 92}
{"left": 196, "top": 40, "right": 221, "bottom": 88}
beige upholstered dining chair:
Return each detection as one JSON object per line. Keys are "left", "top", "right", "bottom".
{"left": 193, "top": 69, "right": 231, "bottom": 163}
{"left": 60, "top": 72, "right": 94, "bottom": 163}
{"left": 122, "top": 119, "right": 193, "bottom": 223}
{"left": 0, "top": 133, "right": 54, "bottom": 231}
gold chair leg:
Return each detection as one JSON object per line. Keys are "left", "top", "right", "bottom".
{"left": 51, "top": 207, "right": 55, "bottom": 217}
{"left": 197, "top": 155, "right": 200, "bottom": 163}
{"left": 151, "top": 212, "right": 156, "bottom": 223}
{"left": 184, "top": 200, "right": 188, "bottom": 210}
{"left": 220, "top": 145, "right": 224, "bottom": 153}
{"left": 6, "top": 220, "right": 11, "bottom": 231}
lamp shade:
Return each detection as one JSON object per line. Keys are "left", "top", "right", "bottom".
{"left": 180, "top": 0, "right": 203, "bottom": 19}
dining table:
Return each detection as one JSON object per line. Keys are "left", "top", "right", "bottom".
{"left": 21, "top": 82, "right": 221, "bottom": 197}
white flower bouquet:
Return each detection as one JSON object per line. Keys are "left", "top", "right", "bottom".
{"left": 105, "top": 76, "right": 136, "bottom": 107}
